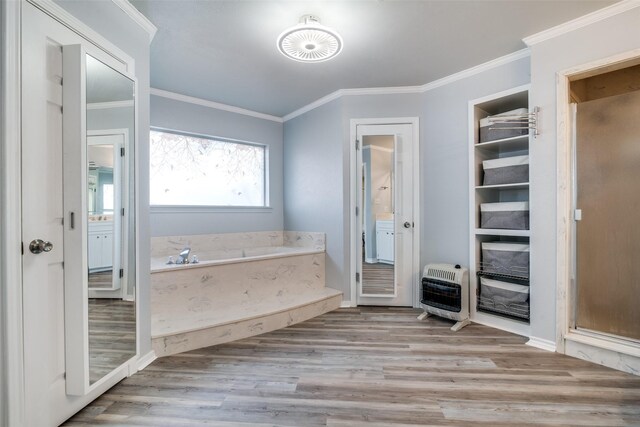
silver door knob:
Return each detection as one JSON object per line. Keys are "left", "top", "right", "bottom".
{"left": 403, "top": 221, "right": 412, "bottom": 228}
{"left": 29, "top": 239, "right": 53, "bottom": 254}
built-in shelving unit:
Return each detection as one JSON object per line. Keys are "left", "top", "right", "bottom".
{"left": 468, "top": 84, "right": 533, "bottom": 337}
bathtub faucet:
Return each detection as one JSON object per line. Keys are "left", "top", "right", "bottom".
{"left": 176, "top": 247, "right": 191, "bottom": 264}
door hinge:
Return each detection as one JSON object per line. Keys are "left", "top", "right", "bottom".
{"left": 21, "top": 241, "right": 24, "bottom": 255}
{"left": 356, "top": 272, "right": 360, "bottom": 282}
{"left": 120, "top": 147, "right": 125, "bottom": 157}
{"left": 119, "top": 268, "right": 124, "bottom": 278}
{"left": 121, "top": 208, "right": 125, "bottom": 216}
{"left": 355, "top": 139, "right": 360, "bottom": 151}
{"left": 355, "top": 206, "right": 359, "bottom": 216}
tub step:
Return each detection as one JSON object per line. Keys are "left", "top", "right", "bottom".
{"left": 152, "top": 288, "right": 342, "bottom": 357}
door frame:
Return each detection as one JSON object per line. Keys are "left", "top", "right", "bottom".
{"left": 87, "top": 128, "right": 129, "bottom": 299}
{"left": 349, "top": 117, "right": 420, "bottom": 307}
{"left": 556, "top": 48, "right": 640, "bottom": 358}
{"left": 1, "top": 1, "right": 25, "bottom": 425}
{"left": 1, "top": 0, "right": 139, "bottom": 423}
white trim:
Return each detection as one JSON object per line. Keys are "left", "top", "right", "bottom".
{"left": 26, "top": 0, "right": 135, "bottom": 73}
{"left": 1, "top": 1, "right": 24, "bottom": 425}
{"left": 349, "top": 118, "right": 420, "bottom": 308}
{"left": 283, "top": 90, "right": 345, "bottom": 122}
{"left": 111, "top": 0, "right": 157, "bottom": 42}
{"left": 87, "top": 100, "right": 134, "bottom": 110}
{"left": 136, "top": 350, "right": 157, "bottom": 370}
{"left": 526, "top": 337, "right": 556, "bottom": 352}
{"left": 339, "top": 300, "right": 354, "bottom": 308}
{"left": 419, "top": 49, "right": 530, "bottom": 93}
{"left": 151, "top": 88, "right": 284, "bottom": 123}
{"left": 284, "top": 49, "right": 530, "bottom": 122}
{"left": 523, "top": 0, "right": 640, "bottom": 46}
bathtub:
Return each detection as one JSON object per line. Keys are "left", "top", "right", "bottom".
{"left": 150, "top": 231, "right": 342, "bottom": 356}
{"left": 151, "top": 245, "right": 323, "bottom": 273}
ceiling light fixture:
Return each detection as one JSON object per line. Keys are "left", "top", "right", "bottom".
{"left": 277, "top": 15, "right": 343, "bottom": 63}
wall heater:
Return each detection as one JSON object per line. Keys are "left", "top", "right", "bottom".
{"left": 418, "top": 263, "right": 470, "bottom": 331}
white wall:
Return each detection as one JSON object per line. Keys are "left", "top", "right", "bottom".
{"left": 149, "top": 95, "right": 284, "bottom": 236}
{"left": 528, "top": 5, "right": 640, "bottom": 343}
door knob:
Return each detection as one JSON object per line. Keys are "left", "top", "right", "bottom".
{"left": 29, "top": 239, "right": 54, "bottom": 254}
{"left": 403, "top": 221, "right": 412, "bottom": 229}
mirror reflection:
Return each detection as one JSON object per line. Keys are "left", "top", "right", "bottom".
{"left": 361, "top": 136, "right": 395, "bottom": 295}
{"left": 86, "top": 54, "right": 136, "bottom": 384}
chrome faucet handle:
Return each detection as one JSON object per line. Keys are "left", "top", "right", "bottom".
{"left": 166, "top": 256, "right": 175, "bottom": 265}
{"left": 191, "top": 255, "right": 199, "bottom": 264}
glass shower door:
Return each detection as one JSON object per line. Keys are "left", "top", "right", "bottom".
{"left": 574, "top": 89, "right": 640, "bottom": 341}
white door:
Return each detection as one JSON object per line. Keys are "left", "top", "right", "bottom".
{"left": 356, "top": 123, "right": 417, "bottom": 306}
{"left": 21, "top": 5, "right": 78, "bottom": 424}
{"left": 21, "top": 4, "right": 131, "bottom": 425}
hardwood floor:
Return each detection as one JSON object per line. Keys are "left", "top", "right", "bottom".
{"left": 66, "top": 307, "right": 640, "bottom": 426}
{"left": 362, "top": 261, "right": 394, "bottom": 295}
{"left": 89, "top": 270, "right": 113, "bottom": 289}
{"left": 89, "top": 298, "right": 136, "bottom": 383}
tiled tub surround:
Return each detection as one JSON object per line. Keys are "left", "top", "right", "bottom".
{"left": 151, "top": 231, "right": 342, "bottom": 357}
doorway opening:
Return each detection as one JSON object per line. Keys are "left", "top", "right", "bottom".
{"left": 350, "top": 118, "right": 420, "bottom": 307}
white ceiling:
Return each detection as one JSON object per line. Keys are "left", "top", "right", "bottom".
{"left": 131, "top": 0, "right": 614, "bottom": 117}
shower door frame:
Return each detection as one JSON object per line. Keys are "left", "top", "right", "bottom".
{"left": 556, "top": 48, "right": 640, "bottom": 360}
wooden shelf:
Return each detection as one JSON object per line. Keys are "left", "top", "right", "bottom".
{"left": 475, "top": 135, "right": 529, "bottom": 153}
{"left": 475, "top": 228, "right": 530, "bottom": 237}
{"left": 475, "top": 182, "right": 529, "bottom": 191}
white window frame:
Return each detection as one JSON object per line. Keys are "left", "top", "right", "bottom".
{"left": 149, "top": 127, "right": 271, "bottom": 213}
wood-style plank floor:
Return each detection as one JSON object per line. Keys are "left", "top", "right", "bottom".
{"left": 65, "top": 307, "right": 640, "bottom": 426}
{"left": 89, "top": 298, "right": 136, "bottom": 383}
{"left": 362, "top": 262, "right": 394, "bottom": 295}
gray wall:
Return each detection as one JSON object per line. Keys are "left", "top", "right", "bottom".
{"left": 529, "top": 7, "right": 640, "bottom": 343}
{"left": 283, "top": 100, "right": 344, "bottom": 290}
{"left": 420, "top": 56, "right": 530, "bottom": 270}
{"left": 284, "top": 59, "right": 530, "bottom": 303}
{"left": 149, "top": 95, "right": 284, "bottom": 236}
{"left": 54, "top": 0, "right": 153, "bottom": 356}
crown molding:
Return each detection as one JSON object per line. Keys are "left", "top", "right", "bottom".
{"left": 282, "top": 89, "right": 344, "bottom": 122}
{"left": 150, "top": 88, "right": 284, "bottom": 123}
{"left": 153, "top": 47, "right": 530, "bottom": 124}
{"left": 523, "top": 0, "right": 640, "bottom": 46}
{"left": 27, "top": 0, "right": 134, "bottom": 71}
{"left": 111, "top": 0, "right": 157, "bottom": 42}
{"left": 283, "top": 48, "right": 530, "bottom": 122}
{"left": 418, "top": 48, "right": 530, "bottom": 92}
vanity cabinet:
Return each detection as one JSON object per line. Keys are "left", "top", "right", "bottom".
{"left": 376, "top": 220, "right": 394, "bottom": 264}
{"left": 88, "top": 221, "right": 113, "bottom": 271}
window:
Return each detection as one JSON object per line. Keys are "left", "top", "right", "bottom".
{"left": 150, "top": 130, "right": 267, "bottom": 207}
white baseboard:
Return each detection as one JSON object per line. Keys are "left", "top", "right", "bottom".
{"left": 340, "top": 300, "right": 354, "bottom": 308}
{"left": 364, "top": 257, "right": 378, "bottom": 264}
{"left": 137, "top": 350, "right": 157, "bottom": 370}
{"left": 526, "top": 337, "right": 557, "bottom": 352}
